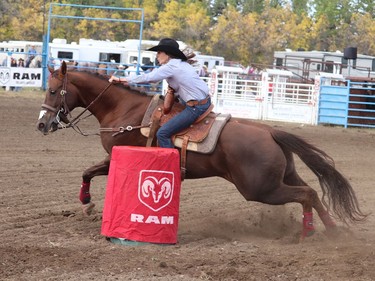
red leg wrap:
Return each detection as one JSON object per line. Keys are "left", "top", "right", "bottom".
{"left": 302, "top": 212, "right": 315, "bottom": 238}
{"left": 319, "top": 211, "right": 337, "bottom": 228}
{"left": 79, "top": 182, "right": 91, "bottom": 204}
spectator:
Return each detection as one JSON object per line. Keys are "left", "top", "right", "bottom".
{"left": 26, "top": 45, "right": 37, "bottom": 67}
{"left": 10, "top": 57, "right": 17, "bottom": 91}
{"left": 10, "top": 57, "right": 17, "bottom": 67}
{"left": 126, "top": 60, "right": 139, "bottom": 78}
{"left": 141, "top": 61, "right": 155, "bottom": 73}
{"left": 199, "top": 65, "right": 209, "bottom": 77}
{"left": 115, "top": 64, "right": 127, "bottom": 77}
{"left": 18, "top": 58, "right": 25, "bottom": 67}
{"left": 14, "top": 58, "right": 25, "bottom": 92}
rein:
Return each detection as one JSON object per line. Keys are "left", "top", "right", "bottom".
{"left": 43, "top": 74, "right": 151, "bottom": 136}
{"left": 63, "top": 81, "right": 113, "bottom": 130}
{"left": 100, "top": 123, "right": 152, "bottom": 137}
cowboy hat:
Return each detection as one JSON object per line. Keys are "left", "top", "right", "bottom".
{"left": 148, "top": 38, "right": 187, "bottom": 61}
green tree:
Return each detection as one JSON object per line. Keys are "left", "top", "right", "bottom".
{"left": 291, "top": 0, "right": 309, "bottom": 16}
{"left": 353, "top": 0, "right": 375, "bottom": 17}
{"left": 311, "top": 0, "right": 353, "bottom": 25}
{"left": 242, "top": 0, "right": 265, "bottom": 14}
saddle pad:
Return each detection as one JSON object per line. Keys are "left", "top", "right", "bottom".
{"left": 141, "top": 96, "right": 231, "bottom": 154}
{"left": 173, "top": 113, "right": 231, "bottom": 154}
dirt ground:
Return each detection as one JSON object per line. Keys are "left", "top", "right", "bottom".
{"left": 0, "top": 89, "right": 374, "bottom": 281}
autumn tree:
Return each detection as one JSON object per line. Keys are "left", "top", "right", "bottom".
{"left": 147, "top": 0, "right": 211, "bottom": 51}
{"left": 0, "top": 0, "right": 19, "bottom": 40}
{"left": 350, "top": 12, "right": 375, "bottom": 55}
{"left": 5, "top": 0, "right": 45, "bottom": 41}
{"left": 207, "top": 6, "right": 246, "bottom": 61}
{"left": 1, "top": 0, "right": 375, "bottom": 62}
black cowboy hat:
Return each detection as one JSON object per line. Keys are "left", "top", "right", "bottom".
{"left": 148, "top": 38, "right": 187, "bottom": 61}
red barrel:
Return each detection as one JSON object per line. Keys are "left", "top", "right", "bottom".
{"left": 101, "top": 146, "right": 181, "bottom": 244}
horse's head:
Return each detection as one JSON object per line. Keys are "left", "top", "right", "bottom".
{"left": 36, "top": 61, "right": 78, "bottom": 134}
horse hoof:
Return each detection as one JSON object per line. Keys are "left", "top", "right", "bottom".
{"left": 299, "top": 229, "right": 316, "bottom": 242}
{"left": 82, "top": 202, "right": 95, "bottom": 216}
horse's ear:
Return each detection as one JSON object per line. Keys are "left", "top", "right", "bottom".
{"left": 48, "top": 65, "right": 54, "bottom": 74}
{"left": 61, "top": 61, "right": 67, "bottom": 75}
{"left": 58, "top": 61, "right": 67, "bottom": 78}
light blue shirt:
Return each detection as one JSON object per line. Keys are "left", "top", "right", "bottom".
{"left": 127, "top": 59, "right": 209, "bottom": 102}
{"left": 28, "top": 48, "right": 37, "bottom": 57}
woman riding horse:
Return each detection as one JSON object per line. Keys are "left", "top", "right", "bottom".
{"left": 36, "top": 61, "right": 367, "bottom": 240}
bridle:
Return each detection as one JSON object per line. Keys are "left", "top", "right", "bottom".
{"left": 41, "top": 73, "right": 71, "bottom": 124}
{"left": 41, "top": 72, "right": 151, "bottom": 136}
{"left": 41, "top": 72, "right": 113, "bottom": 135}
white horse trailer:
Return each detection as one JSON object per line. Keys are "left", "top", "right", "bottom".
{"left": 274, "top": 50, "right": 375, "bottom": 80}
{"left": 195, "top": 53, "right": 224, "bottom": 72}
{"left": 0, "top": 41, "right": 42, "bottom": 66}
{"left": 49, "top": 39, "right": 80, "bottom": 62}
{"left": 49, "top": 38, "right": 125, "bottom": 65}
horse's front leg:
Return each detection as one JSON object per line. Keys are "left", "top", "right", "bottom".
{"left": 80, "top": 156, "right": 110, "bottom": 215}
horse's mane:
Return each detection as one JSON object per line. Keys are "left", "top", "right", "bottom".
{"left": 55, "top": 68, "right": 152, "bottom": 97}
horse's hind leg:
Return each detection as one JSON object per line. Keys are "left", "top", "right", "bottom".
{"left": 80, "top": 156, "right": 110, "bottom": 215}
{"left": 283, "top": 164, "right": 337, "bottom": 234}
{"left": 258, "top": 183, "right": 336, "bottom": 240}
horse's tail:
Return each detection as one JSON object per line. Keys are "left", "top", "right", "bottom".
{"left": 270, "top": 129, "right": 367, "bottom": 224}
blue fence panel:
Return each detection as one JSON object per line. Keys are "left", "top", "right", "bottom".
{"left": 318, "top": 83, "right": 349, "bottom": 127}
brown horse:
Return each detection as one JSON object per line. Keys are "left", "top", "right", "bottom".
{"left": 36, "top": 61, "right": 366, "bottom": 239}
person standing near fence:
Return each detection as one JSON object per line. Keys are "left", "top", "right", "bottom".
{"left": 14, "top": 58, "right": 25, "bottom": 92}
{"left": 26, "top": 45, "right": 37, "bottom": 68}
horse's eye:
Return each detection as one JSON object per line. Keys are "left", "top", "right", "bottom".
{"left": 49, "top": 89, "right": 56, "bottom": 95}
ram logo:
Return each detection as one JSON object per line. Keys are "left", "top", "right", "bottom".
{"left": 138, "top": 170, "right": 174, "bottom": 212}
{"left": 0, "top": 67, "right": 11, "bottom": 85}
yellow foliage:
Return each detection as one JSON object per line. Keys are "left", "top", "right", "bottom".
{"left": 2, "top": 0, "right": 375, "bottom": 63}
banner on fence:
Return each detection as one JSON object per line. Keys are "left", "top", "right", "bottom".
{"left": 0, "top": 67, "right": 42, "bottom": 87}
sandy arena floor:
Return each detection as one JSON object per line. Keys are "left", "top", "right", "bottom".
{"left": 0, "top": 89, "right": 374, "bottom": 280}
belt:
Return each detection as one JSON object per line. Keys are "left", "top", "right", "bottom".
{"left": 186, "top": 96, "right": 210, "bottom": 107}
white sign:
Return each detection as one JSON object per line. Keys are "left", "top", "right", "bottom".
{"left": 0, "top": 67, "right": 42, "bottom": 87}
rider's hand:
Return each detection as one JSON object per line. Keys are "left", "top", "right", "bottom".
{"left": 109, "top": 76, "right": 129, "bottom": 85}
{"left": 109, "top": 76, "right": 120, "bottom": 83}
{"left": 163, "top": 86, "right": 175, "bottom": 115}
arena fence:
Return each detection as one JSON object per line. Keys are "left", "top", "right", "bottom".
{"left": 318, "top": 78, "right": 375, "bottom": 128}
{"left": 202, "top": 71, "right": 374, "bottom": 129}
{"left": 208, "top": 69, "right": 317, "bottom": 124}
{"left": 0, "top": 49, "right": 43, "bottom": 90}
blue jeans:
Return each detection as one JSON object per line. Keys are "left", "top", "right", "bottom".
{"left": 157, "top": 98, "right": 211, "bottom": 148}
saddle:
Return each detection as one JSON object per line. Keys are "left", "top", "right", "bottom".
{"left": 141, "top": 95, "right": 231, "bottom": 179}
